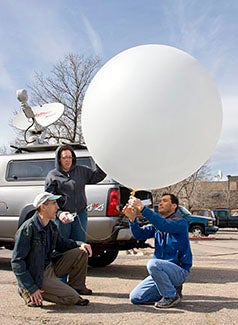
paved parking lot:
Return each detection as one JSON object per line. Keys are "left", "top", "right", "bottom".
{"left": 0, "top": 229, "right": 238, "bottom": 324}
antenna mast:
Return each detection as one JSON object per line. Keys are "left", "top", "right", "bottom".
{"left": 14, "top": 89, "right": 64, "bottom": 145}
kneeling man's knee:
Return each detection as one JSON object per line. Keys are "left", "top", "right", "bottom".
{"left": 129, "top": 291, "right": 141, "bottom": 305}
{"left": 147, "top": 259, "right": 158, "bottom": 274}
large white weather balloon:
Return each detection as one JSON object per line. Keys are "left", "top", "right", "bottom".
{"left": 82, "top": 44, "right": 222, "bottom": 189}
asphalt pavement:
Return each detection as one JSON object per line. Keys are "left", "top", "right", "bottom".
{"left": 0, "top": 229, "right": 238, "bottom": 325}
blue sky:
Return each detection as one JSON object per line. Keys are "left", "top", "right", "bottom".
{"left": 0, "top": 0, "right": 238, "bottom": 179}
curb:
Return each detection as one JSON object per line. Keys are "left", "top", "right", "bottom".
{"left": 189, "top": 236, "right": 216, "bottom": 240}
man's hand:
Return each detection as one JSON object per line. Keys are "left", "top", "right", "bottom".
{"left": 122, "top": 204, "right": 137, "bottom": 222}
{"left": 80, "top": 243, "right": 93, "bottom": 257}
{"left": 59, "top": 211, "right": 74, "bottom": 224}
{"left": 30, "top": 289, "right": 44, "bottom": 306}
{"left": 128, "top": 196, "right": 144, "bottom": 212}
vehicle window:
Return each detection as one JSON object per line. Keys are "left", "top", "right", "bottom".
{"left": 192, "top": 210, "right": 211, "bottom": 217}
{"left": 76, "top": 157, "right": 92, "bottom": 168}
{"left": 6, "top": 159, "right": 54, "bottom": 180}
{"left": 219, "top": 211, "right": 227, "bottom": 218}
{"left": 6, "top": 157, "right": 92, "bottom": 181}
{"left": 177, "top": 206, "right": 191, "bottom": 217}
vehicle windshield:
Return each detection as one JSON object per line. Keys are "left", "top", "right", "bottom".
{"left": 177, "top": 206, "right": 191, "bottom": 217}
{"left": 192, "top": 209, "right": 214, "bottom": 218}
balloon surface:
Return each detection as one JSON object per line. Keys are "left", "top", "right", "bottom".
{"left": 82, "top": 44, "right": 222, "bottom": 189}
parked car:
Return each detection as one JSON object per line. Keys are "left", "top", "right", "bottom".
{"left": 153, "top": 204, "right": 218, "bottom": 236}
{"left": 0, "top": 143, "right": 153, "bottom": 267}
{"left": 177, "top": 206, "right": 218, "bottom": 236}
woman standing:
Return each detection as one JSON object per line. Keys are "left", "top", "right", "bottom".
{"left": 45, "top": 144, "right": 107, "bottom": 242}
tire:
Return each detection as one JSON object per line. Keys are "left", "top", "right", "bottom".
{"left": 4, "top": 243, "right": 14, "bottom": 250}
{"left": 88, "top": 250, "right": 119, "bottom": 267}
{"left": 190, "top": 225, "right": 204, "bottom": 237}
{"left": 18, "top": 205, "right": 35, "bottom": 229}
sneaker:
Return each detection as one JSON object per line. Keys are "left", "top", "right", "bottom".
{"left": 154, "top": 293, "right": 181, "bottom": 309}
{"left": 175, "top": 284, "right": 183, "bottom": 298}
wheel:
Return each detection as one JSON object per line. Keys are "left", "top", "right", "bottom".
{"left": 88, "top": 250, "right": 119, "bottom": 267}
{"left": 190, "top": 225, "right": 204, "bottom": 237}
{"left": 4, "top": 243, "right": 14, "bottom": 250}
{"left": 18, "top": 206, "right": 35, "bottom": 229}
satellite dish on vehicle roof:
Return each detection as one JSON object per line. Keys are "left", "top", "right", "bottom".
{"left": 12, "top": 102, "right": 64, "bottom": 130}
{"left": 13, "top": 89, "right": 65, "bottom": 144}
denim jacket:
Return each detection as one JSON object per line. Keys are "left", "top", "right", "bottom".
{"left": 11, "top": 212, "right": 80, "bottom": 295}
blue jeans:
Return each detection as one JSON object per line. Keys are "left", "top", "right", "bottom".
{"left": 55, "top": 208, "right": 88, "bottom": 242}
{"left": 130, "top": 259, "right": 189, "bottom": 304}
{"left": 55, "top": 209, "right": 88, "bottom": 283}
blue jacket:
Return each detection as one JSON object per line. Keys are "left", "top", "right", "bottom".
{"left": 130, "top": 207, "right": 192, "bottom": 272}
{"left": 45, "top": 146, "right": 106, "bottom": 214}
{"left": 11, "top": 213, "right": 81, "bottom": 295}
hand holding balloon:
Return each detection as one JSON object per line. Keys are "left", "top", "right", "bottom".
{"left": 122, "top": 204, "right": 137, "bottom": 223}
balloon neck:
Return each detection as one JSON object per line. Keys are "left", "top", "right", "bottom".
{"left": 130, "top": 189, "right": 137, "bottom": 196}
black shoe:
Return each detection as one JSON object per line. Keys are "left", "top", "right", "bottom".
{"left": 175, "top": 284, "right": 183, "bottom": 298}
{"left": 75, "top": 287, "right": 93, "bottom": 295}
{"left": 154, "top": 293, "right": 181, "bottom": 308}
{"left": 75, "top": 298, "right": 90, "bottom": 306}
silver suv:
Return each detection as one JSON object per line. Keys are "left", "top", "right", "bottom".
{"left": 0, "top": 143, "right": 153, "bottom": 266}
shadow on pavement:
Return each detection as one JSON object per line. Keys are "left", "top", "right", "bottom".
{"left": 189, "top": 267, "right": 238, "bottom": 283}
{"left": 1, "top": 255, "right": 238, "bottom": 285}
{"left": 0, "top": 257, "right": 11, "bottom": 270}
{"left": 88, "top": 263, "right": 238, "bottom": 284}
{"left": 41, "top": 293, "right": 238, "bottom": 315}
{"left": 179, "top": 295, "right": 238, "bottom": 313}
{"left": 42, "top": 301, "right": 180, "bottom": 315}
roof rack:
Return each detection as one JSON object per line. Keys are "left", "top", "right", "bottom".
{"left": 11, "top": 143, "right": 87, "bottom": 153}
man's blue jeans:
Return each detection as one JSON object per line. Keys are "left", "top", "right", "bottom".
{"left": 130, "top": 259, "right": 190, "bottom": 304}
{"left": 55, "top": 208, "right": 88, "bottom": 242}
{"left": 55, "top": 209, "right": 88, "bottom": 283}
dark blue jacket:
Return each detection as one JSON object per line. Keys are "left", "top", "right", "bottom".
{"left": 11, "top": 213, "right": 81, "bottom": 295}
{"left": 45, "top": 146, "right": 106, "bottom": 214}
{"left": 130, "top": 207, "right": 192, "bottom": 272}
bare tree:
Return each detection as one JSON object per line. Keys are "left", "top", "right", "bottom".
{"left": 152, "top": 162, "right": 212, "bottom": 209}
{"left": 24, "top": 53, "right": 101, "bottom": 144}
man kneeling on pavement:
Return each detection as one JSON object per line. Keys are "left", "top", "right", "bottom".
{"left": 11, "top": 192, "right": 92, "bottom": 307}
{"left": 123, "top": 193, "right": 193, "bottom": 308}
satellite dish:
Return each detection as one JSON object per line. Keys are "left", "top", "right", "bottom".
{"left": 13, "top": 103, "right": 64, "bottom": 130}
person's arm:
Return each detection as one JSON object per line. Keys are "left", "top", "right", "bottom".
{"left": 141, "top": 207, "right": 187, "bottom": 233}
{"left": 87, "top": 164, "right": 107, "bottom": 184}
{"left": 11, "top": 227, "right": 40, "bottom": 295}
{"left": 55, "top": 228, "right": 92, "bottom": 257}
{"left": 45, "top": 171, "right": 57, "bottom": 194}
{"left": 128, "top": 196, "right": 187, "bottom": 234}
{"left": 122, "top": 204, "right": 155, "bottom": 240}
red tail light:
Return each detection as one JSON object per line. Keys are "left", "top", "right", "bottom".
{"left": 107, "top": 189, "right": 120, "bottom": 216}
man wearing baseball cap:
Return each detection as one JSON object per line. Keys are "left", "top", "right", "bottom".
{"left": 11, "top": 192, "right": 92, "bottom": 307}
